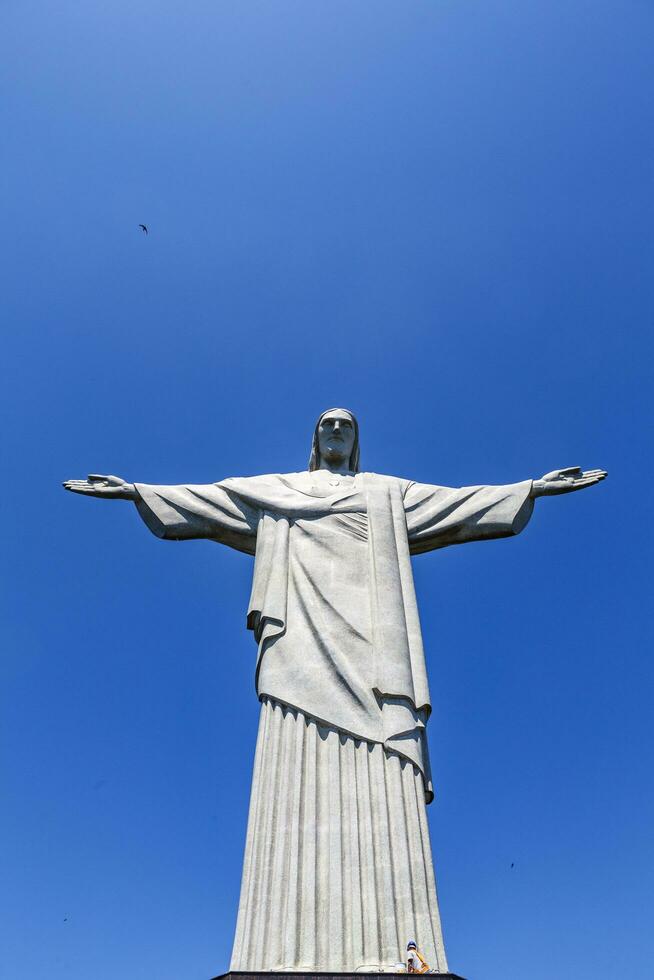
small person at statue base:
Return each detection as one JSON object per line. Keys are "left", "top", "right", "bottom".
{"left": 406, "top": 940, "right": 431, "bottom": 974}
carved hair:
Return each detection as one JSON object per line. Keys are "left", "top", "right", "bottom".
{"left": 308, "top": 408, "right": 360, "bottom": 473}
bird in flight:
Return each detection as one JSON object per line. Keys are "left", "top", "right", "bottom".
{"left": 139, "top": 224, "right": 148, "bottom": 234}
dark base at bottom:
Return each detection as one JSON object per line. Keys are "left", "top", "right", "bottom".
{"left": 212, "top": 972, "right": 467, "bottom": 980}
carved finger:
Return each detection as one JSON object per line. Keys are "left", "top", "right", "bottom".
{"left": 559, "top": 466, "right": 582, "bottom": 476}
{"left": 572, "top": 478, "right": 602, "bottom": 488}
{"left": 580, "top": 469, "right": 605, "bottom": 478}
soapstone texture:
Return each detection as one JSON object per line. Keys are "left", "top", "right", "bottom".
{"left": 230, "top": 698, "right": 447, "bottom": 972}
{"left": 134, "top": 471, "right": 533, "bottom": 802}
{"left": 213, "top": 973, "right": 467, "bottom": 980}
{"left": 132, "top": 469, "right": 534, "bottom": 971}
{"left": 64, "top": 410, "right": 605, "bottom": 974}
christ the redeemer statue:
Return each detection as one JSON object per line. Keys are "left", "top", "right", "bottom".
{"left": 64, "top": 409, "right": 606, "bottom": 974}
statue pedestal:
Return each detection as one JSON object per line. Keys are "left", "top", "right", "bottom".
{"left": 212, "top": 973, "right": 467, "bottom": 980}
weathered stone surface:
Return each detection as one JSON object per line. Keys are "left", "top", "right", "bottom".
{"left": 63, "top": 408, "right": 606, "bottom": 973}
{"left": 211, "top": 973, "right": 468, "bottom": 980}
{"left": 229, "top": 698, "right": 447, "bottom": 972}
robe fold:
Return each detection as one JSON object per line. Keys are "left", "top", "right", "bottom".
{"left": 134, "top": 470, "right": 533, "bottom": 971}
{"left": 135, "top": 471, "right": 532, "bottom": 799}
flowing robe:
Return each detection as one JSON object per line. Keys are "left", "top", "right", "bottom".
{"left": 134, "top": 470, "right": 533, "bottom": 972}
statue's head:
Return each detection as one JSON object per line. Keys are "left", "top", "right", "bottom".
{"left": 309, "top": 407, "right": 360, "bottom": 473}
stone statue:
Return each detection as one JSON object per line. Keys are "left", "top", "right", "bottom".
{"left": 63, "top": 408, "right": 606, "bottom": 974}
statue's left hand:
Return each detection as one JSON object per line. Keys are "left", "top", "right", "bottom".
{"left": 531, "top": 467, "right": 607, "bottom": 497}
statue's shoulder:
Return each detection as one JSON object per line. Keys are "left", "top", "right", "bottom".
{"left": 220, "top": 471, "right": 302, "bottom": 484}
{"left": 361, "top": 472, "right": 412, "bottom": 493}
{"left": 221, "top": 472, "right": 314, "bottom": 494}
{"left": 274, "top": 471, "right": 313, "bottom": 488}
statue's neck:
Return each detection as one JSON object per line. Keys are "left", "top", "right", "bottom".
{"left": 317, "top": 461, "right": 354, "bottom": 476}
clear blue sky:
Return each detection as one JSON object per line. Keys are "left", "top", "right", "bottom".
{"left": 1, "top": 3, "right": 652, "bottom": 979}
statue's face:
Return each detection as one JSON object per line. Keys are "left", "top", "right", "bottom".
{"left": 317, "top": 410, "right": 356, "bottom": 468}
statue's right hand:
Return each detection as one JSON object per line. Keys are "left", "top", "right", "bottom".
{"left": 62, "top": 474, "right": 137, "bottom": 500}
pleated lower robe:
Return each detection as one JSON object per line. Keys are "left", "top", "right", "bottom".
{"left": 230, "top": 698, "right": 448, "bottom": 973}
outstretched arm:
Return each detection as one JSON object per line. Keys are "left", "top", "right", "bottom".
{"left": 530, "top": 467, "right": 607, "bottom": 497}
{"left": 404, "top": 465, "right": 606, "bottom": 555}
{"left": 63, "top": 474, "right": 259, "bottom": 554}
